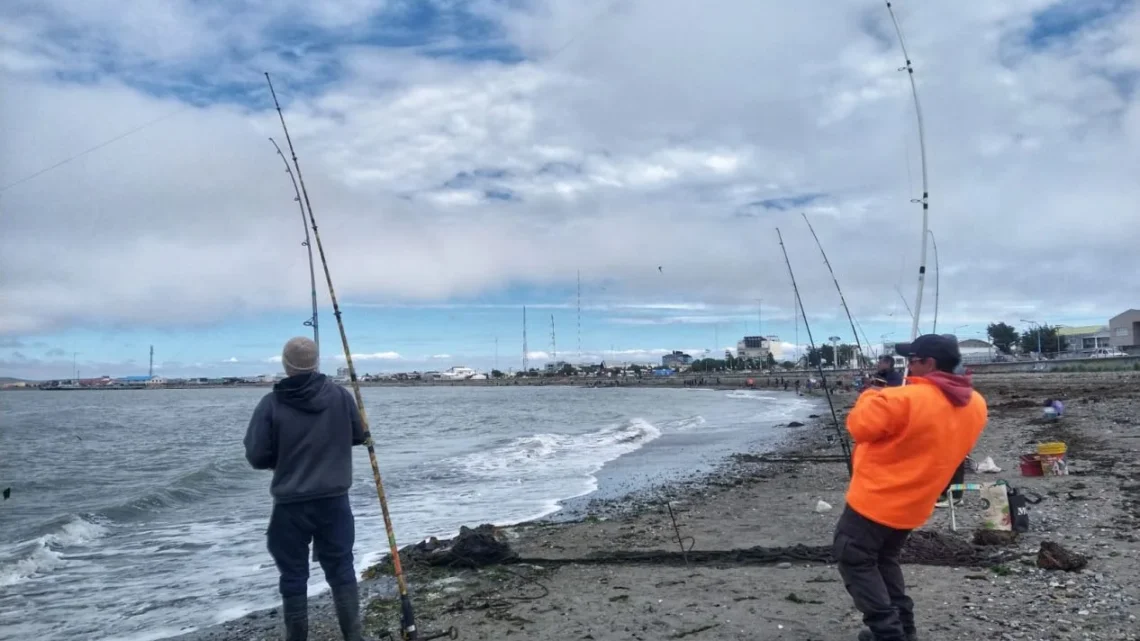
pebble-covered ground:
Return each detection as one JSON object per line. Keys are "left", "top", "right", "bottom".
{"left": 171, "top": 371, "right": 1140, "bottom": 641}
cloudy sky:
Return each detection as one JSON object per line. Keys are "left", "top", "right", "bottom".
{"left": 1, "top": 0, "right": 1137, "bottom": 379}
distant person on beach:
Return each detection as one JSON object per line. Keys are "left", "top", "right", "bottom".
{"left": 836, "top": 334, "right": 988, "bottom": 641}
{"left": 870, "top": 355, "right": 903, "bottom": 387}
{"left": 1043, "top": 398, "right": 1064, "bottom": 420}
{"left": 244, "top": 336, "right": 368, "bottom": 641}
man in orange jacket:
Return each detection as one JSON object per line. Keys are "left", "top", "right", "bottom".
{"left": 834, "top": 334, "right": 987, "bottom": 641}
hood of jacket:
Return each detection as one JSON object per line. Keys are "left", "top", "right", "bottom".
{"left": 273, "top": 372, "right": 332, "bottom": 413}
{"left": 918, "top": 370, "right": 974, "bottom": 407}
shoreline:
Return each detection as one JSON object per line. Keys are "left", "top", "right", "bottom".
{"left": 174, "top": 372, "right": 1140, "bottom": 640}
{"left": 162, "top": 393, "right": 830, "bottom": 641}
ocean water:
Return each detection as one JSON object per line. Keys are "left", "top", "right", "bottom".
{"left": 0, "top": 386, "right": 812, "bottom": 641}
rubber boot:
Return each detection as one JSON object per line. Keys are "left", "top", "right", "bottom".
{"left": 282, "top": 595, "right": 308, "bottom": 641}
{"left": 331, "top": 581, "right": 363, "bottom": 641}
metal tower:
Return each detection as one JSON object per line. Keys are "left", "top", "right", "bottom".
{"left": 550, "top": 314, "right": 557, "bottom": 361}
{"left": 148, "top": 345, "right": 154, "bottom": 378}
{"left": 576, "top": 270, "right": 582, "bottom": 363}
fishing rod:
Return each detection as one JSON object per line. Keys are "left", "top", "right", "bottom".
{"left": 269, "top": 137, "right": 319, "bottom": 356}
{"left": 885, "top": 0, "right": 930, "bottom": 343}
{"left": 853, "top": 317, "right": 877, "bottom": 360}
{"left": 775, "top": 228, "right": 852, "bottom": 475}
{"left": 265, "top": 72, "right": 421, "bottom": 641}
{"left": 928, "top": 228, "right": 939, "bottom": 334}
{"left": 801, "top": 212, "right": 868, "bottom": 371}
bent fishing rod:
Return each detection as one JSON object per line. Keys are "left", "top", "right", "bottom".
{"left": 801, "top": 212, "right": 868, "bottom": 371}
{"left": 269, "top": 137, "right": 320, "bottom": 356}
{"left": 885, "top": 0, "right": 930, "bottom": 344}
{"left": 775, "top": 228, "right": 852, "bottom": 475}
{"left": 265, "top": 72, "right": 421, "bottom": 641}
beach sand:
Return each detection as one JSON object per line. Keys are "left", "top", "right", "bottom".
{"left": 174, "top": 371, "right": 1140, "bottom": 641}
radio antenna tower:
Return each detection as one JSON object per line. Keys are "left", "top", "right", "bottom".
{"left": 550, "top": 314, "right": 557, "bottom": 361}
{"left": 148, "top": 345, "right": 154, "bottom": 378}
{"left": 522, "top": 306, "right": 529, "bottom": 372}
{"left": 576, "top": 270, "right": 582, "bottom": 363}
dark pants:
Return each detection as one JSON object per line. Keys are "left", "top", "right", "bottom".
{"left": 833, "top": 507, "right": 914, "bottom": 640}
{"left": 267, "top": 494, "right": 357, "bottom": 598}
{"left": 943, "top": 460, "right": 967, "bottom": 500}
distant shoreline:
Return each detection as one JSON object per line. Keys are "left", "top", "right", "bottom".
{"left": 5, "top": 374, "right": 803, "bottom": 391}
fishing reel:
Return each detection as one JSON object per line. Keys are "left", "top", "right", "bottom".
{"left": 378, "top": 626, "right": 458, "bottom": 641}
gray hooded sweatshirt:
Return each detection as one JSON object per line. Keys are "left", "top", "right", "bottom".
{"left": 243, "top": 372, "right": 366, "bottom": 503}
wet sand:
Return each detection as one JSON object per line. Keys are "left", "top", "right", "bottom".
{"left": 173, "top": 371, "right": 1140, "bottom": 641}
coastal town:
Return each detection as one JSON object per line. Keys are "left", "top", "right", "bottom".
{"left": 9, "top": 308, "right": 1138, "bottom": 391}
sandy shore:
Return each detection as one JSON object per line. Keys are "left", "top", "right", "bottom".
{"left": 172, "top": 371, "right": 1140, "bottom": 641}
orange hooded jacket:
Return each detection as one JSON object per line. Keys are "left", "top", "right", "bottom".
{"left": 844, "top": 371, "right": 988, "bottom": 530}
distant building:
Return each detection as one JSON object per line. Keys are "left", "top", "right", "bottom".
{"left": 958, "top": 339, "right": 994, "bottom": 364}
{"left": 737, "top": 336, "right": 769, "bottom": 361}
{"left": 1057, "top": 325, "right": 1112, "bottom": 355}
{"left": 661, "top": 351, "right": 693, "bottom": 368}
{"left": 336, "top": 367, "right": 350, "bottom": 378}
{"left": 736, "top": 336, "right": 782, "bottom": 362}
{"left": 544, "top": 361, "right": 571, "bottom": 373}
{"left": 440, "top": 366, "right": 477, "bottom": 380}
{"left": 1109, "top": 309, "right": 1140, "bottom": 353}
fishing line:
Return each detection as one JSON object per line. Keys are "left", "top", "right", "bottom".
{"left": 853, "top": 317, "right": 877, "bottom": 359}
{"left": 801, "top": 212, "right": 868, "bottom": 372}
{"left": 775, "top": 227, "right": 852, "bottom": 475}
{"left": 0, "top": 106, "right": 192, "bottom": 193}
{"left": 269, "top": 137, "right": 320, "bottom": 357}
{"left": 266, "top": 72, "right": 421, "bottom": 641}
{"left": 928, "top": 228, "right": 940, "bottom": 334}
{"left": 894, "top": 285, "right": 915, "bottom": 322}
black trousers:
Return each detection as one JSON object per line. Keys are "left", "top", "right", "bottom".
{"left": 267, "top": 494, "right": 358, "bottom": 598}
{"left": 943, "top": 460, "right": 967, "bottom": 500}
{"left": 833, "top": 506, "right": 914, "bottom": 640}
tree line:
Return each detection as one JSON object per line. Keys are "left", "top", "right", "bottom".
{"left": 985, "top": 322, "right": 1068, "bottom": 355}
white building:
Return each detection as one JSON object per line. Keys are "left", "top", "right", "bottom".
{"left": 958, "top": 339, "right": 994, "bottom": 364}
{"left": 737, "top": 335, "right": 782, "bottom": 362}
{"left": 439, "top": 366, "right": 477, "bottom": 380}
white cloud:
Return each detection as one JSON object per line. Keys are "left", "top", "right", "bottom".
{"left": 336, "top": 351, "right": 402, "bottom": 361}
{"left": 2, "top": 0, "right": 1138, "bottom": 337}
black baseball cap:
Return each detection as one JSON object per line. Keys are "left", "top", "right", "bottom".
{"left": 894, "top": 334, "right": 961, "bottom": 370}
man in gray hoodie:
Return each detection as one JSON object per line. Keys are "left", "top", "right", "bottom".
{"left": 244, "top": 336, "right": 367, "bottom": 641}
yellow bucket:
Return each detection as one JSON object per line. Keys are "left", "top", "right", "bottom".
{"left": 1037, "top": 441, "right": 1067, "bottom": 456}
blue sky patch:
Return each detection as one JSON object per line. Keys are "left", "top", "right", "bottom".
{"left": 1024, "top": 0, "right": 1132, "bottom": 50}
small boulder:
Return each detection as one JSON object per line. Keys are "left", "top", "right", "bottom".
{"left": 1037, "top": 541, "right": 1088, "bottom": 571}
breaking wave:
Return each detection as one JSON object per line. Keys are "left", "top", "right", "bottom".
{"left": 452, "top": 417, "right": 662, "bottom": 480}
{"left": 94, "top": 457, "right": 250, "bottom": 523}
{"left": 0, "top": 515, "right": 107, "bottom": 587}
